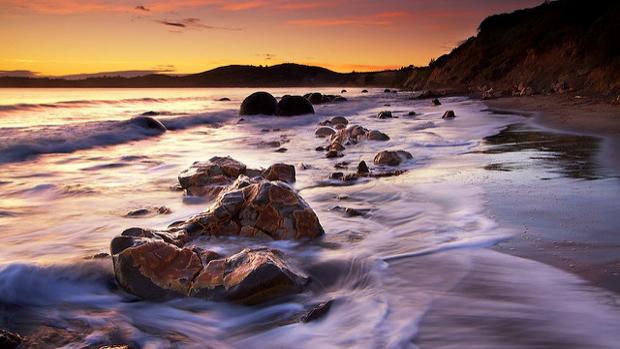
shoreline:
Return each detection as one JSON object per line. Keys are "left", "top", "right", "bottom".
{"left": 482, "top": 94, "right": 620, "bottom": 295}
{"left": 483, "top": 94, "right": 620, "bottom": 172}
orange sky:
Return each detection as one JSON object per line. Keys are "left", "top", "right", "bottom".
{"left": 0, "top": 0, "right": 542, "bottom": 76}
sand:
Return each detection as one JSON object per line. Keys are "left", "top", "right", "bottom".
{"left": 484, "top": 94, "right": 620, "bottom": 171}
{"left": 484, "top": 94, "right": 620, "bottom": 294}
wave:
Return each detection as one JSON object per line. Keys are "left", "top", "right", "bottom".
{"left": 0, "top": 112, "right": 235, "bottom": 164}
{"left": 0, "top": 96, "right": 221, "bottom": 114}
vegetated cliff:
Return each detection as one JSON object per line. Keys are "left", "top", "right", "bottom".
{"left": 405, "top": 0, "right": 620, "bottom": 96}
{"left": 0, "top": 63, "right": 412, "bottom": 88}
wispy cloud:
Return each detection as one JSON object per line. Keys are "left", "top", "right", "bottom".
{"left": 155, "top": 17, "right": 242, "bottom": 31}
{"left": 289, "top": 11, "right": 409, "bottom": 27}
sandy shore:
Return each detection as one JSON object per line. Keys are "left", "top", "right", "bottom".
{"left": 484, "top": 94, "right": 620, "bottom": 171}
{"left": 484, "top": 94, "right": 620, "bottom": 294}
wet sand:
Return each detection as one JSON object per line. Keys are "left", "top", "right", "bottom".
{"left": 483, "top": 95, "right": 620, "bottom": 294}
{"left": 484, "top": 94, "right": 620, "bottom": 171}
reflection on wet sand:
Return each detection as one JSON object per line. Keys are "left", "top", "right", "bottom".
{"left": 480, "top": 123, "right": 605, "bottom": 180}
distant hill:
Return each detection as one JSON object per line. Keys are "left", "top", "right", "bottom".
{"left": 0, "top": 63, "right": 413, "bottom": 88}
{"left": 405, "top": 0, "right": 620, "bottom": 96}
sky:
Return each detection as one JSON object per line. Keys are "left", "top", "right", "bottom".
{"left": 0, "top": 0, "right": 543, "bottom": 76}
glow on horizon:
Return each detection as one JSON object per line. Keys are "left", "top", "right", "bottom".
{"left": 0, "top": 0, "right": 542, "bottom": 76}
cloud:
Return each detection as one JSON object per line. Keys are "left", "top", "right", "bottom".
{"left": 288, "top": 11, "right": 409, "bottom": 27}
{"left": 135, "top": 5, "right": 150, "bottom": 11}
{"left": 155, "top": 17, "right": 242, "bottom": 31}
{"left": 0, "top": 70, "right": 40, "bottom": 78}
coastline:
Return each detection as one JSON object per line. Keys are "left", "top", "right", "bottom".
{"left": 483, "top": 94, "right": 620, "bottom": 172}
{"left": 482, "top": 94, "right": 620, "bottom": 295}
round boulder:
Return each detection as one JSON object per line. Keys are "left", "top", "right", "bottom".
{"left": 240, "top": 92, "right": 278, "bottom": 116}
{"left": 307, "top": 93, "right": 324, "bottom": 105}
{"left": 276, "top": 96, "right": 315, "bottom": 116}
{"left": 315, "top": 126, "right": 337, "bottom": 138}
{"left": 373, "top": 150, "right": 413, "bottom": 166}
{"left": 367, "top": 130, "right": 390, "bottom": 141}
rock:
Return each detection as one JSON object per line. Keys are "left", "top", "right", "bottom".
{"left": 373, "top": 150, "right": 413, "bottom": 166}
{"left": 334, "top": 123, "right": 346, "bottom": 130}
{"left": 178, "top": 156, "right": 248, "bottom": 196}
{"left": 551, "top": 80, "right": 570, "bottom": 94}
{"left": 408, "top": 111, "right": 417, "bottom": 116}
{"left": 328, "top": 142, "right": 345, "bottom": 151}
{"left": 325, "top": 150, "right": 343, "bottom": 159}
{"left": 218, "top": 97, "right": 231, "bottom": 101}
{"left": 333, "top": 96, "right": 347, "bottom": 102}
{"left": 306, "top": 93, "right": 324, "bottom": 105}
{"left": 357, "top": 161, "right": 369, "bottom": 175}
{"left": 315, "top": 146, "right": 325, "bottom": 151}
{"left": 367, "top": 130, "right": 390, "bottom": 141}
{"left": 181, "top": 178, "right": 325, "bottom": 240}
{"left": 257, "top": 140, "right": 281, "bottom": 148}
{"left": 112, "top": 238, "right": 307, "bottom": 304}
{"left": 377, "top": 111, "right": 393, "bottom": 119}
{"left": 297, "top": 163, "right": 312, "bottom": 170}
{"left": 334, "top": 161, "right": 349, "bottom": 169}
{"left": 330, "top": 116, "right": 349, "bottom": 125}
{"left": 277, "top": 96, "right": 315, "bottom": 116}
{"left": 341, "top": 89, "right": 347, "bottom": 93}
{"left": 442, "top": 110, "right": 456, "bottom": 119}
{"left": 0, "top": 329, "right": 22, "bottom": 349}
{"left": 240, "top": 92, "right": 278, "bottom": 116}
{"left": 262, "top": 163, "right": 296, "bottom": 183}
{"left": 432, "top": 98, "right": 441, "bottom": 106}
{"left": 384, "top": 89, "right": 392, "bottom": 93}
{"left": 128, "top": 116, "right": 167, "bottom": 132}
{"left": 361, "top": 89, "right": 368, "bottom": 93}
{"left": 302, "top": 300, "right": 334, "bottom": 322}
{"left": 125, "top": 206, "right": 171, "bottom": 217}
{"left": 140, "top": 111, "right": 160, "bottom": 116}
{"left": 315, "top": 126, "right": 337, "bottom": 138}
{"left": 190, "top": 248, "right": 308, "bottom": 304}
{"left": 330, "top": 172, "right": 344, "bottom": 180}
{"left": 274, "top": 147, "right": 288, "bottom": 153}
{"left": 332, "top": 206, "right": 370, "bottom": 217}
{"left": 415, "top": 90, "right": 442, "bottom": 99}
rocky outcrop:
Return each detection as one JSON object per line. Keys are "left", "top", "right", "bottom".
{"left": 240, "top": 92, "right": 278, "bottom": 116}
{"left": 0, "top": 329, "right": 22, "bottom": 349}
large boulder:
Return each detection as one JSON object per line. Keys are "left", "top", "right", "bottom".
{"left": 182, "top": 177, "right": 324, "bottom": 240}
{"left": 306, "top": 92, "right": 324, "bottom": 105}
{"left": 111, "top": 235, "right": 307, "bottom": 304}
{"left": 178, "top": 157, "right": 294, "bottom": 196}
{"left": 240, "top": 92, "right": 278, "bottom": 116}
{"left": 373, "top": 150, "right": 413, "bottom": 166}
{"left": 276, "top": 96, "right": 315, "bottom": 116}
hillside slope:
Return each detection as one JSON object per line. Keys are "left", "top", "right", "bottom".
{"left": 0, "top": 63, "right": 412, "bottom": 88}
{"left": 405, "top": 0, "right": 620, "bottom": 96}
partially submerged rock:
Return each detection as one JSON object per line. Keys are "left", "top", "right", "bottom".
{"left": 125, "top": 206, "right": 172, "bottom": 217}
{"left": 432, "top": 98, "right": 441, "bottom": 106}
{"left": 315, "top": 126, "right": 337, "bottom": 138}
{"left": 112, "top": 238, "right": 307, "bottom": 304}
{"left": 377, "top": 111, "right": 393, "bottom": 119}
{"left": 374, "top": 150, "right": 413, "bottom": 166}
{"left": 277, "top": 96, "right": 314, "bottom": 116}
{"left": 240, "top": 92, "right": 278, "bottom": 116}
{"left": 128, "top": 116, "right": 167, "bottom": 132}
{"left": 442, "top": 110, "right": 456, "bottom": 119}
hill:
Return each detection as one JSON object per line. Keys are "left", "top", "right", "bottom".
{"left": 405, "top": 0, "right": 620, "bottom": 96}
{"left": 0, "top": 63, "right": 412, "bottom": 88}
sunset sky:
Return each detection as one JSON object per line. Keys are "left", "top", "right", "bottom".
{"left": 0, "top": 0, "right": 542, "bottom": 76}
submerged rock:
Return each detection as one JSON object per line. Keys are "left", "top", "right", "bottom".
{"left": 240, "top": 92, "right": 278, "bottom": 116}
{"left": 302, "top": 300, "right": 334, "bottom": 323}
{"left": 125, "top": 206, "right": 172, "bottom": 217}
{"left": 374, "top": 150, "right": 413, "bottom": 166}
{"left": 128, "top": 116, "right": 167, "bottom": 132}
{"left": 218, "top": 97, "right": 231, "bottom": 101}
{"left": 277, "top": 96, "right": 314, "bottom": 116}
{"left": 361, "top": 89, "right": 368, "bottom": 93}
{"left": 442, "top": 110, "right": 456, "bottom": 119}
{"left": 432, "top": 98, "right": 441, "bottom": 106}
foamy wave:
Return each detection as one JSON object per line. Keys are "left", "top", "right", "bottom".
{"left": 0, "top": 112, "right": 234, "bottom": 163}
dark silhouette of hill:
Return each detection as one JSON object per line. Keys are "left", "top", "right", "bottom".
{"left": 405, "top": 0, "right": 620, "bottom": 96}
{"left": 0, "top": 63, "right": 412, "bottom": 88}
